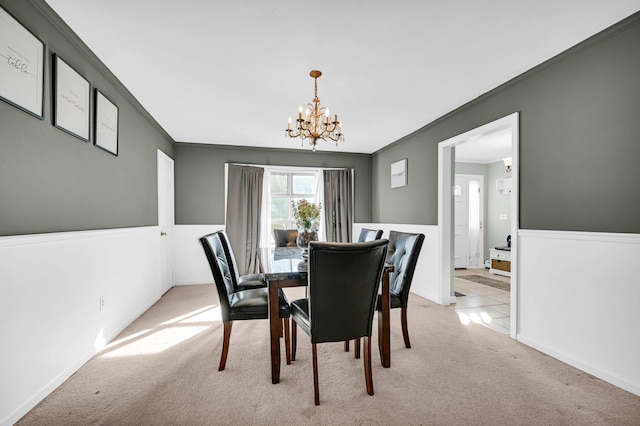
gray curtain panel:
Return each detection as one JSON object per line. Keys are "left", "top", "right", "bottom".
{"left": 323, "top": 169, "right": 353, "bottom": 242}
{"left": 226, "top": 164, "right": 264, "bottom": 275}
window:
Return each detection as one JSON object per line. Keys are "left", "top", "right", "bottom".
{"left": 269, "top": 171, "right": 318, "bottom": 243}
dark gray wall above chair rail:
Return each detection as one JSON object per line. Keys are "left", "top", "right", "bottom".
{"left": 372, "top": 12, "right": 640, "bottom": 234}
{"left": 0, "top": 0, "right": 174, "bottom": 236}
{"left": 173, "top": 143, "right": 372, "bottom": 225}
{"left": 3, "top": 0, "right": 638, "bottom": 236}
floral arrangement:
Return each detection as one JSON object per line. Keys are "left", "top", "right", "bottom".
{"left": 291, "top": 199, "right": 322, "bottom": 231}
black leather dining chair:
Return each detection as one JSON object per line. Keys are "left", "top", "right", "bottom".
{"left": 346, "top": 227, "right": 384, "bottom": 355}
{"left": 273, "top": 228, "right": 298, "bottom": 247}
{"left": 357, "top": 228, "right": 383, "bottom": 242}
{"left": 290, "top": 240, "right": 388, "bottom": 405}
{"left": 200, "top": 231, "right": 291, "bottom": 371}
{"left": 217, "top": 230, "right": 266, "bottom": 291}
{"left": 378, "top": 230, "right": 425, "bottom": 349}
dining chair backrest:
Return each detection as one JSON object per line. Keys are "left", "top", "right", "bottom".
{"left": 307, "top": 240, "right": 388, "bottom": 343}
{"left": 386, "top": 231, "right": 425, "bottom": 308}
{"left": 214, "top": 229, "right": 266, "bottom": 291}
{"left": 357, "top": 228, "right": 383, "bottom": 242}
{"left": 274, "top": 229, "right": 298, "bottom": 247}
{"left": 199, "top": 232, "right": 234, "bottom": 321}
{"left": 216, "top": 230, "right": 244, "bottom": 291}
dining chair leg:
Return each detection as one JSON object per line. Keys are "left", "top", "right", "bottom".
{"left": 364, "top": 336, "right": 374, "bottom": 395}
{"left": 377, "top": 314, "right": 383, "bottom": 360}
{"left": 219, "top": 321, "right": 233, "bottom": 371}
{"left": 354, "top": 337, "right": 361, "bottom": 359}
{"left": 312, "top": 343, "right": 320, "bottom": 405}
{"left": 283, "top": 318, "right": 291, "bottom": 365}
{"left": 291, "top": 320, "right": 297, "bottom": 362}
{"left": 344, "top": 340, "right": 350, "bottom": 352}
{"left": 401, "top": 307, "right": 411, "bottom": 348}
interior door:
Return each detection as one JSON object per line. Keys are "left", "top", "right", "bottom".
{"left": 157, "top": 149, "right": 175, "bottom": 295}
{"left": 454, "top": 176, "right": 468, "bottom": 269}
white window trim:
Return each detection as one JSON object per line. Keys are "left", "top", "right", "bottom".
{"left": 263, "top": 166, "right": 323, "bottom": 246}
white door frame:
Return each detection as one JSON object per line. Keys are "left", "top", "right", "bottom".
{"left": 438, "top": 112, "right": 519, "bottom": 339}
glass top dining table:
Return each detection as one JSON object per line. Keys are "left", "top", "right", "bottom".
{"left": 257, "top": 246, "right": 308, "bottom": 281}
{"left": 257, "top": 246, "right": 392, "bottom": 385}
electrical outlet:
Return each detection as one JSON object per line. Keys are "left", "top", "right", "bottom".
{"left": 499, "top": 213, "right": 508, "bottom": 220}
{"left": 99, "top": 296, "right": 104, "bottom": 311}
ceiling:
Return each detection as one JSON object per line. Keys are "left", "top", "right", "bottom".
{"left": 44, "top": 1, "right": 640, "bottom": 155}
{"left": 455, "top": 128, "right": 512, "bottom": 164}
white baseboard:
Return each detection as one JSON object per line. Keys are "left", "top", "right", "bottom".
{"left": 175, "top": 280, "right": 211, "bottom": 286}
{"left": 517, "top": 334, "right": 640, "bottom": 397}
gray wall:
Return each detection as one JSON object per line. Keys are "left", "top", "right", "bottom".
{"left": 373, "top": 13, "right": 640, "bottom": 234}
{"left": 372, "top": 133, "right": 439, "bottom": 225}
{"left": 174, "top": 143, "right": 372, "bottom": 225}
{"left": 0, "top": 0, "right": 174, "bottom": 236}
{"left": 4, "top": 1, "right": 638, "bottom": 236}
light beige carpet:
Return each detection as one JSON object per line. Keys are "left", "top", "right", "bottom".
{"left": 18, "top": 285, "right": 640, "bottom": 425}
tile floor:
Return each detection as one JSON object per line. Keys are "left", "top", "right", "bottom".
{"left": 450, "top": 268, "right": 511, "bottom": 334}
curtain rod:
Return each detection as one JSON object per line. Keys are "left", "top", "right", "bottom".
{"left": 226, "top": 162, "right": 348, "bottom": 172}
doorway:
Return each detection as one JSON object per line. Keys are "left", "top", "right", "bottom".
{"left": 157, "top": 149, "right": 175, "bottom": 296}
{"left": 438, "top": 113, "right": 519, "bottom": 339}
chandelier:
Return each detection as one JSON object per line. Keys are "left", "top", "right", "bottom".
{"left": 285, "top": 70, "right": 344, "bottom": 151}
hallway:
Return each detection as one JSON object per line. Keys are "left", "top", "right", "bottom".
{"left": 450, "top": 268, "right": 511, "bottom": 334}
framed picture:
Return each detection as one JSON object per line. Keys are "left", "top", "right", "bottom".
{"left": 391, "top": 159, "right": 407, "bottom": 188}
{"left": 0, "top": 5, "right": 45, "bottom": 119}
{"left": 53, "top": 54, "right": 90, "bottom": 141}
{"left": 94, "top": 89, "right": 118, "bottom": 155}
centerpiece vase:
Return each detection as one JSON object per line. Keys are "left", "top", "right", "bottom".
{"left": 296, "top": 228, "right": 318, "bottom": 257}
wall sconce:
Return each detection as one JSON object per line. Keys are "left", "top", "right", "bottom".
{"left": 503, "top": 157, "right": 512, "bottom": 173}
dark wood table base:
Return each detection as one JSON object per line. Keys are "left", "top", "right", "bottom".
{"left": 269, "top": 278, "right": 304, "bottom": 384}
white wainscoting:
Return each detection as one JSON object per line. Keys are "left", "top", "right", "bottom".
{"left": 174, "top": 225, "right": 226, "bottom": 286}
{"left": 0, "top": 227, "right": 164, "bottom": 426}
{"left": 173, "top": 224, "right": 441, "bottom": 304}
{"left": 517, "top": 230, "right": 640, "bottom": 396}
{"left": 354, "top": 224, "right": 440, "bottom": 303}
{"left": 5, "top": 225, "right": 637, "bottom": 425}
